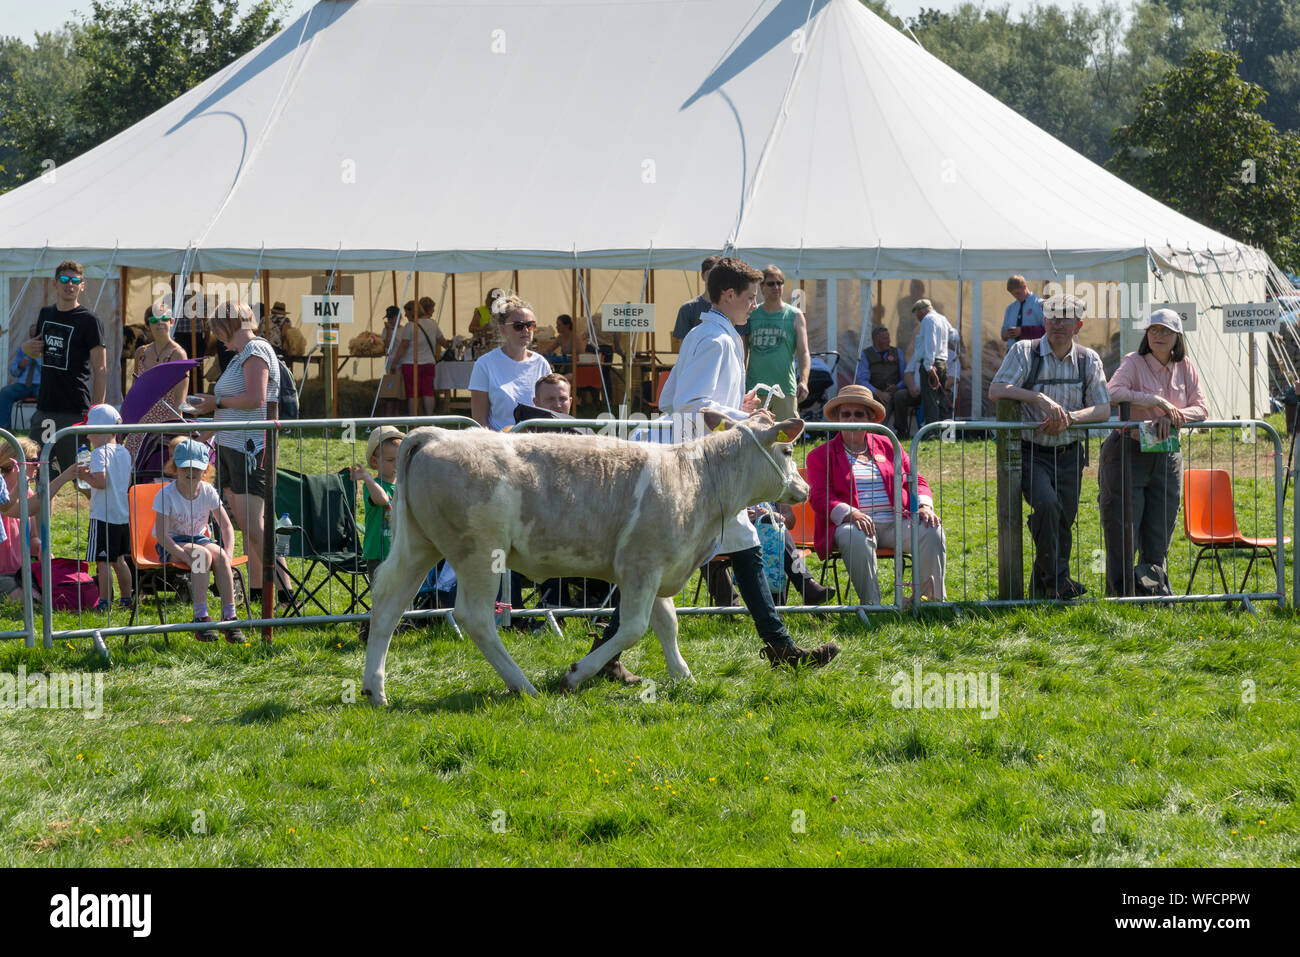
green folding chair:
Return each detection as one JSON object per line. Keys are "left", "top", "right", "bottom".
{"left": 274, "top": 467, "right": 370, "bottom": 616}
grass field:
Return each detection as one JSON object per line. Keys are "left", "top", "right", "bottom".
{"left": 1, "top": 604, "right": 1297, "bottom": 866}
{"left": 0, "top": 415, "right": 1297, "bottom": 865}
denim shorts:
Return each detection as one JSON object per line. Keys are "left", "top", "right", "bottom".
{"left": 156, "top": 533, "right": 215, "bottom": 565}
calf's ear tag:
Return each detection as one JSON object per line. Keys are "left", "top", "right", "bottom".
{"left": 777, "top": 430, "right": 790, "bottom": 443}
{"left": 713, "top": 421, "right": 727, "bottom": 432}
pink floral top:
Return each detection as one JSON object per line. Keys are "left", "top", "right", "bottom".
{"left": 1107, "top": 351, "right": 1208, "bottom": 423}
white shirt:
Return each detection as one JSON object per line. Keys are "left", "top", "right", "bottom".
{"left": 89, "top": 443, "right": 131, "bottom": 524}
{"left": 154, "top": 480, "right": 223, "bottom": 538}
{"left": 469, "top": 348, "right": 553, "bottom": 431}
{"left": 658, "top": 310, "right": 747, "bottom": 420}
{"left": 214, "top": 338, "right": 280, "bottom": 452}
{"left": 656, "top": 309, "right": 759, "bottom": 553}
{"left": 400, "top": 318, "right": 442, "bottom": 362}
{"left": 915, "top": 310, "right": 951, "bottom": 371}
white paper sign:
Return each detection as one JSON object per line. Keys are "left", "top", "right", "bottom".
{"left": 1148, "top": 302, "right": 1197, "bottom": 333}
{"left": 1222, "top": 302, "right": 1280, "bottom": 335}
{"left": 601, "top": 302, "right": 654, "bottom": 332}
{"left": 301, "top": 295, "right": 354, "bottom": 324}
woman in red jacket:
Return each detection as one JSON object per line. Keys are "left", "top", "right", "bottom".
{"left": 806, "top": 385, "right": 946, "bottom": 605}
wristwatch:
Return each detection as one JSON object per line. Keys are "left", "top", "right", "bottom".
{"left": 214, "top": 395, "right": 222, "bottom": 410}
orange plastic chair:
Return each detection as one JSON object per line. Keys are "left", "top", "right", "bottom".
{"left": 1182, "top": 468, "right": 1288, "bottom": 595}
{"left": 647, "top": 370, "right": 672, "bottom": 411}
{"left": 797, "top": 468, "right": 909, "bottom": 604}
{"left": 127, "top": 483, "right": 251, "bottom": 638}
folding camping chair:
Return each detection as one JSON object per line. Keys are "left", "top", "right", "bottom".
{"left": 274, "top": 467, "right": 370, "bottom": 616}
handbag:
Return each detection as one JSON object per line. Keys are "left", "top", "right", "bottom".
{"left": 378, "top": 371, "right": 406, "bottom": 400}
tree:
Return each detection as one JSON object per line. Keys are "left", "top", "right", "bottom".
{"left": 1108, "top": 49, "right": 1300, "bottom": 268}
{"left": 0, "top": 30, "right": 90, "bottom": 193}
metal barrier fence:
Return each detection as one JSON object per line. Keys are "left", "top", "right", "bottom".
{"left": 35, "top": 416, "right": 480, "bottom": 648}
{"left": 905, "top": 418, "right": 1287, "bottom": 612}
{"left": 0, "top": 428, "right": 37, "bottom": 646}
{"left": 510, "top": 418, "right": 910, "bottom": 620}
{"left": 24, "top": 413, "right": 1293, "bottom": 649}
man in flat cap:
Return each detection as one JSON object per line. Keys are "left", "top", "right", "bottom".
{"left": 989, "top": 294, "right": 1110, "bottom": 600}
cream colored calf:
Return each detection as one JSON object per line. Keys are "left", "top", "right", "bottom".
{"left": 361, "top": 412, "right": 807, "bottom": 703}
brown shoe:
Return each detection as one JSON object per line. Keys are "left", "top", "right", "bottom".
{"left": 760, "top": 640, "right": 840, "bottom": 669}
{"left": 589, "top": 633, "right": 641, "bottom": 684}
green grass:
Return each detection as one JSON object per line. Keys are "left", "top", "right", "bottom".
{"left": 1, "top": 414, "right": 1296, "bottom": 865}
{"left": 1, "top": 605, "right": 1297, "bottom": 865}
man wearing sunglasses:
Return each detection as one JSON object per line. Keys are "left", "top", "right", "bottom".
{"left": 744, "top": 265, "right": 810, "bottom": 421}
{"left": 21, "top": 261, "right": 107, "bottom": 472}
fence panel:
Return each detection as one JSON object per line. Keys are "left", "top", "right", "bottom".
{"left": 0, "top": 428, "right": 36, "bottom": 645}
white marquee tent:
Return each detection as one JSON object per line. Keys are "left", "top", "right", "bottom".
{"left": 0, "top": 0, "right": 1284, "bottom": 415}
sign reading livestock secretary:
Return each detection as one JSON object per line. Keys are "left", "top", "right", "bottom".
{"left": 1222, "top": 302, "right": 1280, "bottom": 334}
{"left": 1149, "top": 302, "right": 1197, "bottom": 333}
{"left": 601, "top": 303, "right": 654, "bottom": 332}
{"left": 300, "top": 295, "right": 354, "bottom": 324}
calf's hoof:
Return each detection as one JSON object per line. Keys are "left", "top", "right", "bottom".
{"left": 361, "top": 686, "right": 388, "bottom": 708}
{"left": 600, "top": 658, "right": 642, "bottom": 685}
{"left": 560, "top": 662, "right": 585, "bottom": 695}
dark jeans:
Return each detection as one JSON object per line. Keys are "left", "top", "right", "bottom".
{"left": 1097, "top": 433, "right": 1182, "bottom": 596}
{"left": 883, "top": 388, "right": 920, "bottom": 438}
{"left": 705, "top": 530, "right": 821, "bottom": 605}
{"left": 920, "top": 359, "right": 950, "bottom": 428}
{"left": 1021, "top": 440, "right": 1084, "bottom": 595}
{"left": 538, "top": 577, "right": 613, "bottom": 608}
{"left": 604, "top": 545, "right": 791, "bottom": 647}
{"left": 30, "top": 409, "right": 86, "bottom": 473}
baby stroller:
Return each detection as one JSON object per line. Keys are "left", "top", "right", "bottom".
{"left": 121, "top": 359, "right": 202, "bottom": 481}
{"left": 798, "top": 352, "right": 840, "bottom": 423}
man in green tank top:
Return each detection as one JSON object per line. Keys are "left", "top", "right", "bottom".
{"left": 744, "top": 265, "right": 809, "bottom": 420}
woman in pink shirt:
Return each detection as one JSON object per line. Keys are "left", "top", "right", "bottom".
{"left": 1099, "top": 309, "right": 1208, "bottom": 596}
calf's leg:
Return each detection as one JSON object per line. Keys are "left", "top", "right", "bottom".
{"left": 362, "top": 539, "right": 440, "bottom": 707}
{"left": 455, "top": 565, "right": 539, "bottom": 697}
{"left": 649, "top": 595, "right": 691, "bottom": 681}
{"left": 563, "top": 584, "right": 655, "bottom": 692}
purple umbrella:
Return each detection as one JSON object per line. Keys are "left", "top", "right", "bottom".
{"left": 121, "top": 359, "right": 202, "bottom": 478}
{"left": 121, "top": 359, "right": 200, "bottom": 423}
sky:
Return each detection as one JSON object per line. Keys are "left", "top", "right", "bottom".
{"left": 2, "top": 0, "right": 1108, "bottom": 44}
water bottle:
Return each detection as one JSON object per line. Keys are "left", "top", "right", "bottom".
{"left": 275, "top": 512, "right": 292, "bottom": 557}
{"left": 75, "top": 446, "right": 92, "bottom": 491}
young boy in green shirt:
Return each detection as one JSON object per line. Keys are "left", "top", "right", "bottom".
{"left": 354, "top": 426, "right": 404, "bottom": 643}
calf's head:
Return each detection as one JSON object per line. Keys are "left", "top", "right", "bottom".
{"left": 701, "top": 411, "right": 808, "bottom": 505}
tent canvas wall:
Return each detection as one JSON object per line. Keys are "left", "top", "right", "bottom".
{"left": 0, "top": 0, "right": 1277, "bottom": 418}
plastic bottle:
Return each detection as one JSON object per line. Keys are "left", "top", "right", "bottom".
{"left": 75, "top": 446, "right": 92, "bottom": 491}
{"left": 275, "top": 513, "right": 292, "bottom": 557}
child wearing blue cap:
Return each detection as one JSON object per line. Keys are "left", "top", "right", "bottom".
{"left": 155, "top": 436, "right": 244, "bottom": 642}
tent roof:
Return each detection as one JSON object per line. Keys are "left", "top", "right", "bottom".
{"left": 0, "top": 0, "right": 1271, "bottom": 277}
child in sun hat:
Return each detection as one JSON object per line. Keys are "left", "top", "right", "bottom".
{"left": 155, "top": 436, "right": 244, "bottom": 643}
{"left": 79, "top": 403, "right": 134, "bottom": 612}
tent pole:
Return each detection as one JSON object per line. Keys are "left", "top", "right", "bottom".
{"left": 261, "top": 270, "right": 271, "bottom": 334}
{"left": 119, "top": 267, "right": 130, "bottom": 399}
{"left": 826, "top": 279, "right": 838, "bottom": 386}
{"left": 450, "top": 273, "right": 457, "bottom": 339}
{"left": 192, "top": 271, "right": 203, "bottom": 395}
{"left": 411, "top": 271, "right": 420, "bottom": 417}
{"left": 971, "top": 281, "right": 983, "bottom": 418}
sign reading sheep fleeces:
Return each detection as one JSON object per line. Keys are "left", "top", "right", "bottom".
{"left": 601, "top": 303, "right": 654, "bottom": 332}
{"left": 300, "top": 295, "right": 355, "bottom": 324}
{"left": 1222, "top": 302, "right": 1280, "bottom": 335}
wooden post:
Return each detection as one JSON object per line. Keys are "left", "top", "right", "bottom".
{"left": 996, "top": 398, "right": 1024, "bottom": 600}
{"left": 261, "top": 395, "right": 280, "bottom": 642}
{"left": 1248, "top": 332, "right": 1257, "bottom": 420}
{"left": 409, "top": 271, "right": 419, "bottom": 417}
{"left": 119, "top": 267, "right": 129, "bottom": 398}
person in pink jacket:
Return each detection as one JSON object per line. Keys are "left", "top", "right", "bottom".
{"left": 806, "top": 385, "right": 946, "bottom": 605}
{"left": 1100, "top": 308, "right": 1208, "bottom": 596}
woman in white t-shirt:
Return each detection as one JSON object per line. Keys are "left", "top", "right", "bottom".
{"left": 188, "top": 300, "right": 290, "bottom": 602}
{"left": 469, "top": 295, "right": 553, "bottom": 431}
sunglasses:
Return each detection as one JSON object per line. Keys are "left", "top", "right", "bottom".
{"left": 147, "top": 314, "right": 173, "bottom": 324}
{"left": 839, "top": 409, "right": 871, "bottom": 419}
{"left": 764, "top": 280, "right": 784, "bottom": 287}
{"left": 503, "top": 320, "right": 536, "bottom": 331}
{"left": 57, "top": 275, "right": 84, "bottom": 285}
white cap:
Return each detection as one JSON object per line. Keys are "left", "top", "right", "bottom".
{"left": 83, "top": 403, "right": 121, "bottom": 427}
{"left": 1147, "top": 308, "right": 1184, "bottom": 334}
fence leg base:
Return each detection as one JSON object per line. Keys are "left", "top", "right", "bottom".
{"left": 545, "top": 609, "right": 564, "bottom": 638}
{"left": 856, "top": 608, "right": 872, "bottom": 628}
{"left": 91, "top": 630, "right": 112, "bottom": 666}
{"left": 447, "top": 611, "right": 464, "bottom": 640}
{"left": 1239, "top": 596, "right": 1257, "bottom": 616}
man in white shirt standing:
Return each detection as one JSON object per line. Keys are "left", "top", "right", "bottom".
{"left": 592, "top": 258, "right": 840, "bottom": 680}
{"left": 912, "top": 299, "right": 952, "bottom": 427}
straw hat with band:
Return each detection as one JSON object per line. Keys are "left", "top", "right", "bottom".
{"left": 366, "top": 425, "right": 405, "bottom": 464}
{"left": 822, "top": 385, "right": 886, "bottom": 423}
